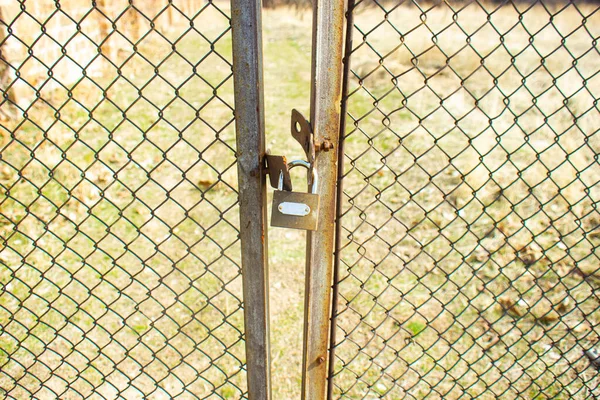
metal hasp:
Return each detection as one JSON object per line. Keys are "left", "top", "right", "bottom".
{"left": 265, "top": 154, "right": 292, "bottom": 191}
{"left": 230, "top": 0, "right": 271, "bottom": 399}
{"left": 291, "top": 108, "right": 315, "bottom": 163}
{"left": 301, "top": 0, "right": 345, "bottom": 398}
{"left": 291, "top": 108, "right": 335, "bottom": 163}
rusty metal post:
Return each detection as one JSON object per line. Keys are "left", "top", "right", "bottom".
{"left": 230, "top": 1, "right": 271, "bottom": 399}
{"left": 327, "top": 0, "right": 355, "bottom": 398}
{"left": 301, "top": 0, "right": 345, "bottom": 398}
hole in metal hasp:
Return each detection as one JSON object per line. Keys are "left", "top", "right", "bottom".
{"left": 290, "top": 108, "right": 315, "bottom": 163}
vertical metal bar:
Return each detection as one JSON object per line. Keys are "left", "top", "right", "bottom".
{"left": 230, "top": 1, "right": 271, "bottom": 399}
{"left": 301, "top": 0, "right": 345, "bottom": 398}
{"left": 327, "top": 0, "right": 355, "bottom": 398}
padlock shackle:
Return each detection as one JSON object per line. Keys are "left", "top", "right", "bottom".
{"left": 278, "top": 160, "right": 318, "bottom": 193}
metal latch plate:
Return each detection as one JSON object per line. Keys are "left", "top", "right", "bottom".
{"left": 279, "top": 202, "right": 311, "bottom": 216}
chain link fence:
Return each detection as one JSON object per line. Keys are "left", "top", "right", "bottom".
{"left": 0, "top": 1, "right": 246, "bottom": 398}
{"left": 331, "top": 0, "right": 600, "bottom": 398}
{"left": 2, "top": 0, "right": 600, "bottom": 399}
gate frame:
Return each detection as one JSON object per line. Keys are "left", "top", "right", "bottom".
{"left": 301, "top": 0, "right": 346, "bottom": 399}
{"left": 230, "top": 1, "right": 272, "bottom": 399}
{"left": 231, "top": 0, "right": 347, "bottom": 397}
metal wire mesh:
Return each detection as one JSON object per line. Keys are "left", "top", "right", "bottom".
{"left": 0, "top": 1, "right": 246, "bottom": 398}
{"left": 331, "top": 0, "right": 600, "bottom": 398}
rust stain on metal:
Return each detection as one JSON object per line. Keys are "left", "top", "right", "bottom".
{"left": 328, "top": 1, "right": 356, "bottom": 398}
{"left": 265, "top": 154, "right": 292, "bottom": 191}
{"left": 314, "top": 138, "right": 334, "bottom": 153}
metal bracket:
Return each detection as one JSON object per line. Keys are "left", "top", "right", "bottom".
{"left": 265, "top": 110, "right": 333, "bottom": 193}
{"left": 291, "top": 109, "right": 315, "bottom": 163}
{"left": 265, "top": 154, "right": 292, "bottom": 191}
{"left": 291, "top": 109, "right": 333, "bottom": 163}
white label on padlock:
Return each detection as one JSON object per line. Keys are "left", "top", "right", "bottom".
{"left": 278, "top": 202, "right": 311, "bottom": 216}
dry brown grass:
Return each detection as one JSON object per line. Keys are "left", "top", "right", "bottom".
{"left": 0, "top": 1, "right": 245, "bottom": 399}
{"left": 0, "top": 1, "right": 599, "bottom": 399}
{"left": 332, "top": 1, "right": 600, "bottom": 399}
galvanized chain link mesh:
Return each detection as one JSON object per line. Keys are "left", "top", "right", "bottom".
{"left": 0, "top": 1, "right": 246, "bottom": 398}
{"left": 331, "top": 0, "right": 600, "bottom": 398}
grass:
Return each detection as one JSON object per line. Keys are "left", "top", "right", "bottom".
{"left": 0, "top": 0, "right": 599, "bottom": 399}
{"left": 332, "top": 1, "right": 600, "bottom": 399}
{"left": 1, "top": 1, "right": 244, "bottom": 399}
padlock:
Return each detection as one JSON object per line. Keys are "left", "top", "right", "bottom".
{"left": 271, "top": 160, "right": 320, "bottom": 231}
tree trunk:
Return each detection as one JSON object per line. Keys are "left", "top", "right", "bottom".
{"left": 0, "top": 6, "right": 16, "bottom": 121}
{"left": 96, "top": 0, "right": 113, "bottom": 60}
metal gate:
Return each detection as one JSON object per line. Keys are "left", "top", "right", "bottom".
{"left": 1, "top": 0, "right": 600, "bottom": 399}
{"left": 329, "top": 1, "right": 600, "bottom": 399}
{"left": 0, "top": 1, "right": 254, "bottom": 398}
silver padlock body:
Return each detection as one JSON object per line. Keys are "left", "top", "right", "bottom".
{"left": 271, "top": 190, "right": 319, "bottom": 231}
